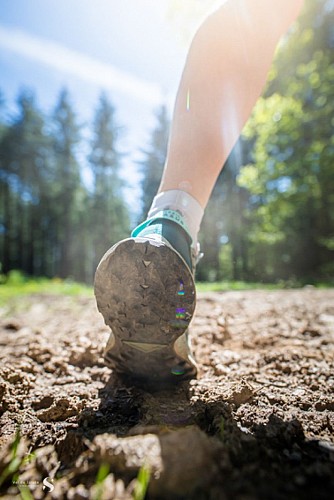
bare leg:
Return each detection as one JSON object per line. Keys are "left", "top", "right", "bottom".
{"left": 159, "top": 0, "right": 304, "bottom": 208}
{"left": 95, "top": 0, "right": 304, "bottom": 384}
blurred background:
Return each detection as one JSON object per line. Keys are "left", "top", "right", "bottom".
{"left": 0, "top": 0, "right": 333, "bottom": 286}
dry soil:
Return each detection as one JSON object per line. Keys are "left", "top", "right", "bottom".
{"left": 0, "top": 289, "right": 334, "bottom": 499}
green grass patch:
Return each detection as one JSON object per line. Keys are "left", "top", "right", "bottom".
{"left": 0, "top": 270, "right": 93, "bottom": 307}
{"left": 133, "top": 465, "right": 151, "bottom": 500}
{"left": 1, "top": 271, "right": 332, "bottom": 308}
{"left": 92, "top": 463, "right": 110, "bottom": 500}
{"left": 196, "top": 280, "right": 334, "bottom": 292}
{"left": 196, "top": 280, "right": 282, "bottom": 292}
{"left": 0, "top": 427, "right": 22, "bottom": 489}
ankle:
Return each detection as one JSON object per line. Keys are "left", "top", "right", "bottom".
{"left": 148, "top": 189, "right": 204, "bottom": 246}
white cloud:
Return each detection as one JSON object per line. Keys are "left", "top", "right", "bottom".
{"left": 0, "top": 24, "right": 163, "bottom": 105}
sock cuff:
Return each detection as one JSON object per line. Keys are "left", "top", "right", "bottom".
{"left": 148, "top": 189, "right": 204, "bottom": 244}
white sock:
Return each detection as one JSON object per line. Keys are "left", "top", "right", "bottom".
{"left": 147, "top": 189, "right": 204, "bottom": 245}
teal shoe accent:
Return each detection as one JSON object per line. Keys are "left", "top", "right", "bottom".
{"left": 131, "top": 210, "right": 193, "bottom": 271}
{"left": 132, "top": 209, "right": 191, "bottom": 238}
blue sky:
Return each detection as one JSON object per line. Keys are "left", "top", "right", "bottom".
{"left": 0, "top": 0, "right": 205, "bottom": 201}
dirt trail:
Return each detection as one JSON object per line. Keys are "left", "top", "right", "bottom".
{"left": 0, "top": 289, "right": 334, "bottom": 499}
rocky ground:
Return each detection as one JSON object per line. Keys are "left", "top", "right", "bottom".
{"left": 0, "top": 288, "right": 333, "bottom": 499}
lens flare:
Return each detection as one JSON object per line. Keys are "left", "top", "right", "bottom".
{"left": 171, "top": 366, "right": 185, "bottom": 375}
{"left": 175, "top": 307, "right": 186, "bottom": 319}
{"left": 186, "top": 89, "right": 190, "bottom": 111}
{"left": 178, "top": 280, "right": 185, "bottom": 295}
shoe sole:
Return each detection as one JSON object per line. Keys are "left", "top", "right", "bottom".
{"left": 94, "top": 237, "right": 197, "bottom": 384}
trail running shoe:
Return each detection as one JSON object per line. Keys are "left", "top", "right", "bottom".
{"left": 94, "top": 210, "right": 199, "bottom": 384}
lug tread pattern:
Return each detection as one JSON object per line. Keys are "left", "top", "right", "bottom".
{"left": 94, "top": 238, "right": 197, "bottom": 383}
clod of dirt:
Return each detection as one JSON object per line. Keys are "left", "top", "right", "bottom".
{"left": 36, "top": 396, "right": 86, "bottom": 422}
{"left": 68, "top": 342, "right": 101, "bottom": 367}
{"left": 225, "top": 379, "right": 256, "bottom": 406}
{"left": 149, "top": 426, "right": 225, "bottom": 497}
{"left": 0, "top": 376, "right": 9, "bottom": 403}
{"left": 89, "top": 432, "right": 163, "bottom": 475}
{"left": 254, "top": 413, "right": 305, "bottom": 447}
{"left": 82, "top": 426, "right": 224, "bottom": 497}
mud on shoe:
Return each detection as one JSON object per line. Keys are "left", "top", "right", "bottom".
{"left": 94, "top": 210, "right": 199, "bottom": 385}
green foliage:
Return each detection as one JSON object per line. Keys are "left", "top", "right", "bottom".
{"left": 234, "top": 0, "right": 334, "bottom": 282}
{"left": 0, "top": 89, "right": 52, "bottom": 277}
{"left": 51, "top": 89, "right": 84, "bottom": 279}
{"left": 197, "top": 0, "right": 334, "bottom": 283}
{"left": 237, "top": 93, "right": 307, "bottom": 277}
{"left": 0, "top": 428, "right": 36, "bottom": 499}
{"left": 18, "top": 486, "right": 34, "bottom": 500}
{"left": 95, "top": 463, "right": 110, "bottom": 484}
{"left": 133, "top": 465, "right": 151, "bottom": 500}
{"left": 0, "top": 428, "right": 22, "bottom": 488}
{"left": 92, "top": 463, "right": 110, "bottom": 500}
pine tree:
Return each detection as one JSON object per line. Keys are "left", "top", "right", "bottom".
{"left": 0, "top": 89, "right": 51, "bottom": 275}
{"left": 51, "top": 88, "right": 82, "bottom": 278}
{"left": 89, "top": 92, "right": 129, "bottom": 276}
{"left": 0, "top": 90, "right": 5, "bottom": 137}
{"left": 0, "top": 90, "right": 9, "bottom": 274}
{"left": 139, "top": 106, "right": 170, "bottom": 220}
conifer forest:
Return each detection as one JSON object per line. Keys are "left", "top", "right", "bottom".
{"left": 0, "top": 0, "right": 333, "bottom": 285}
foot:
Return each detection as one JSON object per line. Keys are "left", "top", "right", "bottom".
{"left": 94, "top": 210, "right": 199, "bottom": 385}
